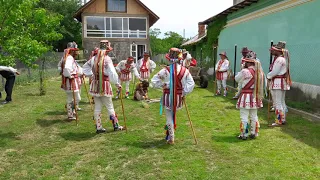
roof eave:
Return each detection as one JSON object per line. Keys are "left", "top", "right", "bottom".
{"left": 199, "top": 0, "right": 259, "bottom": 25}
{"left": 73, "top": 0, "right": 160, "bottom": 25}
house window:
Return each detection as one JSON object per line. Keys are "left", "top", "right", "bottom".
{"left": 107, "top": 0, "right": 126, "bottom": 12}
{"left": 86, "top": 16, "right": 147, "bottom": 39}
{"left": 86, "top": 17, "right": 105, "bottom": 37}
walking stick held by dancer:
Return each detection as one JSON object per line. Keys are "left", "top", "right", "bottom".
{"left": 82, "top": 76, "right": 95, "bottom": 123}
{"left": 119, "top": 88, "right": 128, "bottom": 133}
{"left": 183, "top": 97, "right": 198, "bottom": 145}
{"left": 82, "top": 76, "right": 93, "bottom": 111}
{"left": 268, "top": 40, "right": 273, "bottom": 122}
{"left": 71, "top": 79, "right": 79, "bottom": 126}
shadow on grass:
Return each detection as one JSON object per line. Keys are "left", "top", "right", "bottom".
{"left": 59, "top": 132, "right": 96, "bottom": 141}
{"left": 45, "top": 111, "right": 66, "bottom": 116}
{"left": 24, "top": 93, "right": 40, "bottom": 96}
{"left": 212, "top": 134, "right": 249, "bottom": 143}
{"left": 0, "top": 131, "right": 20, "bottom": 147}
{"left": 225, "top": 105, "right": 236, "bottom": 110}
{"left": 279, "top": 117, "right": 320, "bottom": 150}
{"left": 36, "top": 119, "right": 70, "bottom": 127}
{"left": 126, "top": 139, "right": 172, "bottom": 149}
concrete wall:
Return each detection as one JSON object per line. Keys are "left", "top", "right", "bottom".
{"left": 217, "top": 0, "right": 320, "bottom": 103}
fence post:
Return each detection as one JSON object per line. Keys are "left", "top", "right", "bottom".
{"left": 233, "top": 44, "right": 237, "bottom": 88}
{"left": 213, "top": 46, "right": 217, "bottom": 94}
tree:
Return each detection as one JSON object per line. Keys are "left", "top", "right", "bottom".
{"left": 0, "top": 0, "right": 63, "bottom": 95}
{"left": 37, "top": 0, "right": 82, "bottom": 51}
{"left": 149, "top": 28, "right": 184, "bottom": 56}
{"left": 0, "top": 0, "right": 63, "bottom": 67}
{"left": 163, "top": 31, "right": 184, "bottom": 49}
{"left": 149, "top": 28, "right": 165, "bottom": 55}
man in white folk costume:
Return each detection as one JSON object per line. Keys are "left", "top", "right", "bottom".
{"left": 137, "top": 52, "right": 156, "bottom": 81}
{"left": 115, "top": 56, "right": 142, "bottom": 99}
{"left": 58, "top": 42, "right": 84, "bottom": 111}
{"left": 267, "top": 41, "right": 292, "bottom": 126}
{"left": 59, "top": 42, "right": 82, "bottom": 120}
{"left": 233, "top": 47, "right": 250, "bottom": 99}
{"left": 151, "top": 48, "right": 195, "bottom": 145}
{"left": 83, "top": 40, "right": 124, "bottom": 134}
{"left": 215, "top": 51, "right": 230, "bottom": 96}
{"left": 181, "top": 50, "right": 197, "bottom": 68}
{"left": 235, "top": 51, "right": 265, "bottom": 140}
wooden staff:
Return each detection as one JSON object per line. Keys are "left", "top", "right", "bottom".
{"left": 119, "top": 88, "right": 128, "bottom": 133}
{"left": 131, "top": 75, "right": 135, "bottom": 95}
{"left": 267, "top": 41, "right": 274, "bottom": 122}
{"left": 82, "top": 76, "right": 95, "bottom": 124}
{"left": 82, "top": 76, "right": 93, "bottom": 111}
{"left": 71, "top": 80, "right": 79, "bottom": 126}
{"left": 183, "top": 97, "right": 198, "bottom": 145}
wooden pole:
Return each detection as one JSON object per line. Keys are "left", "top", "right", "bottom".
{"left": 183, "top": 98, "right": 198, "bottom": 145}
{"left": 71, "top": 80, "right": 79, "bottom": 126}
{"left": 82, "top": 76, "right": 93, "bottom": 111}
{"left": 213, "top": 46, "right": 217, "bottom": 95}
{"left": 119, "top": 89, "right": 128, "bottom": 133}
{"left": 233, "top": 44, "right": 237, "bottom": 88}
{"left": 268, "top": 40, "right": 274, "bottom": 122}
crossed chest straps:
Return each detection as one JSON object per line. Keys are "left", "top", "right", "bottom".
{"left": 241, "top": 68, "right": 255, "bottom": 94}
{"left": 140, "top": 60, "right": 149, "bottom": 72}
{"left": 217, "top": 60, "right": 227, "bottom": 72}
{"left": 121, "top": 64, "right": 131, "bottom": 74}
{"left": 163, "top": 66, "right": 186, "bottom": 94}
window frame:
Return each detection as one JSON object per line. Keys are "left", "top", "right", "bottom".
{"left": 85, "top": 16, "right": 148, "bottom": 39}
{"left": 106, "top": 0, "right": 127, "bottom": 13}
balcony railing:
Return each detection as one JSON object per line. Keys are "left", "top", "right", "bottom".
{"left": 86, "top": 30, "right": 147, "bottom": 38}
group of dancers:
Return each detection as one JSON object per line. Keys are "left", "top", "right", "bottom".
{"left": 58, "top": 39, "right": 291, "bottom": 143}
{"left": 215, "top": 41, "right": 291, "bottom": 140}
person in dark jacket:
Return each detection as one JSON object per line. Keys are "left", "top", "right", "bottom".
{"left": 0, "top": 66, "right": 20, "bottom": 104}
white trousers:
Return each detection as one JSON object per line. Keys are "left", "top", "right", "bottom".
{"left": 65, "top": 91, "right": 81, "bottom": 118}
{"left": 271, "top": 89, "right": 287, "bottom": 122}
{"left": 240, "top": 109, "right": 259, "bottom": 136}
{"left": 93, "top": 96, "right": 117, "bottom": 129}
{"left": 165, "top": 109, "right": 175, "bottom": 141}
{"left": 217, "top": 80, "right": 227, "bottom": 93}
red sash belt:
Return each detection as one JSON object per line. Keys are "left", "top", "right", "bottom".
{"left": 272, "top": 74, "right": 286, "bottom": 89}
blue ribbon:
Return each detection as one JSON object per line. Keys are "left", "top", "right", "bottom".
{"left": 159, "top": 96, "right": 163, "bottom": 115}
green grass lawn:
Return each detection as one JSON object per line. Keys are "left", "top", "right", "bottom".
{"left": 0, "top": 70, "right": 319, "bottom": 179}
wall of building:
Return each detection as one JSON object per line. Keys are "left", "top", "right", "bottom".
{"left": 218, "top": 0, "right": 319, "bottom": 84}
{"left": 217, "top": 0, "right": 320, "bottom": 104}
{"left": 84, "top": 0, "right": 148, "bottom": 15}
{"left": 82, "top": 38, "right": 149, "bottom": 62}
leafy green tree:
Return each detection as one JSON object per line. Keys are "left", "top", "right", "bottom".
{"left": 149, "top": 29, "right": 184, "bottom": 55}
{"left": 37, "top": 0, "right": 82, "bottom": 51}
{"left": 0, "top": 0, "right": 63, "bottom": 67}
{"left": 149, "top": 28, "right": 165, "bottom": 55}
{"left": 163, "top": 31, "right": 184, "bottom": 50}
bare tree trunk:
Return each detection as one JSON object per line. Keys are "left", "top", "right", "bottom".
{"left": 39, "top": 57, "right": 46, "bottom": 96}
